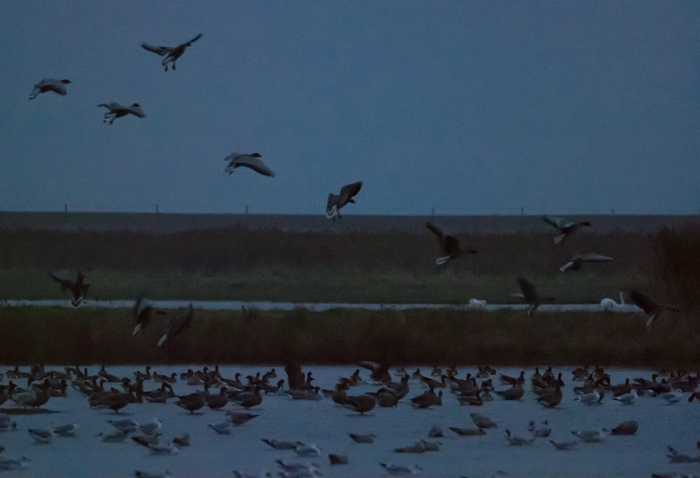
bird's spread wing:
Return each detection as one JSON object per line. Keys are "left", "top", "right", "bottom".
{"left": 141, "top": 43, "right": 170, "bottom": 56}
{"left": 542, "top": 215, "right": 571, "bottom": 229}
{"left": 339, "top": 181, "right": 362, "bottom": 204}
{"left": 629, "top": 290, "right": 657, "bottom": 315}
{"left": 578, "top": 253, "right": 614, "bottom": 263}
{"left": 517, "top": 277, "right": 537, "bottom": 300}
{"left": 425, "top": 222, "right": 444, "bottom": 238}
{"left": 230, "top": 155, "right": 275, "bottom": 177}
{"left": 186, "top": 33, "right": 203, "bottom": 45}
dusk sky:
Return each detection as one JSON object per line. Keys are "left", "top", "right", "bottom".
{"left": 1, "top": 1, "right": 698, "bottom": 215}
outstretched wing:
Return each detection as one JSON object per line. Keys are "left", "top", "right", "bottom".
{"left": 542, "top": 215, "right": 572, "bottom": 230}
{"left": 141, "top": 43, "right": 170, "bottom": 56}
{"left": 226, "top": 153, "right": 275, "bottom": 177}
{"left": 578, "top": 253, "right": 614, "bottom": 263}
{"left": 628, "top": 290, "right": 658, "bottom": 315}
{"left": 185, "top": 33, "right": 203, "bottom": 45}
{"left": 49, "top": 273, "right": 72, "bottom": 291}
{"left": 425, "top": 222, "right": 444, "bottom": 239}
{"left": 517, "top": 277, "right": 537, "bottom": 302}
{"left": 338, "top": 181, "right": 362, "bottom": 206}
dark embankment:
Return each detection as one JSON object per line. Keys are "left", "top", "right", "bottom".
{"left": 1, "top": 306, "right": 698, "bottom": 366}
{"left": 653, "top": 223, "right": 700, "bottom": 312}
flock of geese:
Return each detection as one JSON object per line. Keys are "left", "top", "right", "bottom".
{"left": 28, "top": 33, "right": 363, "bottom": 223}
{"left": 0, "top": 362, "right": 698, "bottom": 476}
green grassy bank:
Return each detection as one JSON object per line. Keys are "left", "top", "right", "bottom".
{"left": 1, "top": 306, "right": 698, "bottom": 367}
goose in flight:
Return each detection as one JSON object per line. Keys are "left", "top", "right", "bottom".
{"left": 98, "top": 102, "right": 145, "bottom": 124}
{"left": 425, "top": 222, "right": 477, "bottom": 265}
{"left": 559, "top": 253, "right": 614, "bottom": 272}
{"left": 158, "top": 304, "right": 194, "bottom": 347}
{"left": 133, "top": 295, "right": 165, "bottom": 336}
{"left": 629, "top": 290, "right": 679, "bottom": 328}
{"left": 326, "top": 181, "right": 362, "bottom": 220}
{"left": 512, "top": 277, "right": 554, "bottom": 317}
{"left": 29, "top": 78, "right": 71, "bottom": 99}
{"left": 542, "top": 215, "right": 591, "bottom": 244}
{"left": 224, "top": 153, "right": 275, "bottom": 177}
{"left": 49, "top": 271, "right": 89, "bottom": 307}
{"left": 141, "top": 33, "right": 202, "bottom": 71}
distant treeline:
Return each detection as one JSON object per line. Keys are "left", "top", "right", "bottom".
{"left": 0, "top": 227, "right": 653, "bottom": 275}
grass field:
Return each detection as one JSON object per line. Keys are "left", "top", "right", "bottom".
{"left": 0, "top": 306, "right": 697, "bottom": 366}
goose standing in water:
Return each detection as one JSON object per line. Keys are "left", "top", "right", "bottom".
{"left": 326, "top": 181, "right": 362, "bottom": 220}
{"left": 141, "top": 33, "right": 202, "bottom": 71}
{"left": 98, "top": 102, "right": 146, "bottom": 124}
{"left": 158, "top": 304, "right": 194, "bottom": 347}
{"left": 629, "top": 290, "right": 679, "bottom": 328}
{"left": 512, "top": 277, "right": 555, "bottom": 317}
{"left": 224, "top": 153, "right": 275, "bottom": 177}
{"left": 425, "top": 222, "right": 477, "bottom": 266}
{"left": 559, "top": 253, "right": 614, "bottom": 272}
{"left": 29, "top": 78, "right": 71, "bottom": 99}
{"left": 49, "top": 271, "right": 90, "bottom": 307}
{"left": 542, "top": 215, "right": 591, "bottom": 244}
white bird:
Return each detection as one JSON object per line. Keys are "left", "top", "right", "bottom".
{"left": 224, "top": 153, "right": 275, "bottom": 177}
{"left": 28, "top": 427, "right": 54, "bottom": 444}
{"left": 542, "top": 215, "right": 592, "bottom": 244}
{"left": 468, "top": 299, "right": 487, "bottom": 310}
{"left": 549, "top": 439, "right": 578, "bottom": 450}
{"left": 97, "top": 102, "right": 146, "bottom": 124}
{"left": 600, "top": 292, "right": 629, "bottom": 311}
{"left": 294, "top": 443, "right": 321, "bottom": 458}
{"left": 208, "top": 422, "right": 233, "bottom": 435}
{"left": 141, "top": 33, "right": 202, "bottom": 71}
{"left": 613, "top": 389, "right": 638, "bottom": 405}
{"left": 379, "top": 463, "right": 423, "bottom": 475}
{"left": 107, "top": 419, "right": 139, "bottom": 432}
{"left": 560, "top": 253, "right": 614, "bottom": 272}
{"left": 97, "top": 429, "right": 130, "bottom": 442}
{"left": 572, "top": 428, "right": 607, "bottom": 443}
{"left": 574, "top": 389, "right": 603, "bottom": 405}
{"left": 51, "top": 423, "right": 78, "bottom": 437}
{"left": 505, "top": 429, "right": 534, "bottom": 445}
{"left": 528, "top": 420, "right": 551, "bottom": 437}
{"left": 660, "top": 390, "right": 684, "bottom": 405}
{"left": 29, "top": 78, "right": 71, "bottom": 99}
{"left": 148, "top": 443, "right": 180, "bottom": 455}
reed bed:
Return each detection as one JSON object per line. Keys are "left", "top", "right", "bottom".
{"left": 1, "top": 306, "right": 698, "bottom": 367}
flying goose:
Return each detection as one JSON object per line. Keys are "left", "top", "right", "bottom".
{"left": 97, "top": 102, "right": 146, "bottom": 124}
{"left": 542, "top": 215, "right": 591, "bottom": 244}
{"left": 560, "top": 253, "right": 614, "bottom": 272}
{"left": 425, "top": 222, "right": 477, "bottom": 265}
{"left": 29, "top": 78, "right": 71, "bottom": 99}
{"left": 133, "top": 296, "right": 165, "bottom": 335}
{"left": 158, "top": 304, "right": 194, "bottom": 347}
{"left": 50, "top": 271, "right": 90, "bottom": 307}
{"left": 512, "top": 277, "right": 555, "bottom": 317}
{"left": 326, "top": 181, "right": 362, "bottom": 220}
{"left": 141, "top": 33, "right": 202, "bottom": 71}
{"left": 629, "top": 290, "right": 679, "bottom": 328}
{"left": 224, "top": 153, "right": 275, "bottom": 177}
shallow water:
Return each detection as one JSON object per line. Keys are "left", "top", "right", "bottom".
{"left": 0, "top": 365, "right": 695, "bottom": 477}
{"left": 1, "top": 299, "right": 639, "bottom": 313}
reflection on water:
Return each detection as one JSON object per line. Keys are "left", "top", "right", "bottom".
{"left": 0, "top": 365, "right": 694, "bottom": 477}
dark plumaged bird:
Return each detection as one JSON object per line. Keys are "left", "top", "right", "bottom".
{"left": 512, "top": 277, "right": 554, "bottom": 317}
{"left": 559, "top": 253, "right": 614, "bottom": 272}
{"left": 629, "top": 290, "right": 679, "bottom": 328}
{"left": 98, "top": 102, "right": 145, "bottom": 124}
{"left": 224, "top": 153, "right": 275, "bottom": 177}
{"left": 29, "top": 78, "right": 71, "bottom": 99}
{"left": 425, "top": 222, "right": 477, "bottom": 265}
{"left": 50, "top": 271, "right": 90, "bottom": 307}
{"left": 141, "top": 33, "right": 202, "bottom": 71}
{"left": 542, "top": 215, "right": 591, "bottom": 244}
{"left": 326, "top": 181, "right": 362, "bottom": 220}
{"left": 158, "top": 304, "right": 194, "bottom": 347}
{"left": 133, "top": 295, "right": 165, "bottom": 335}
